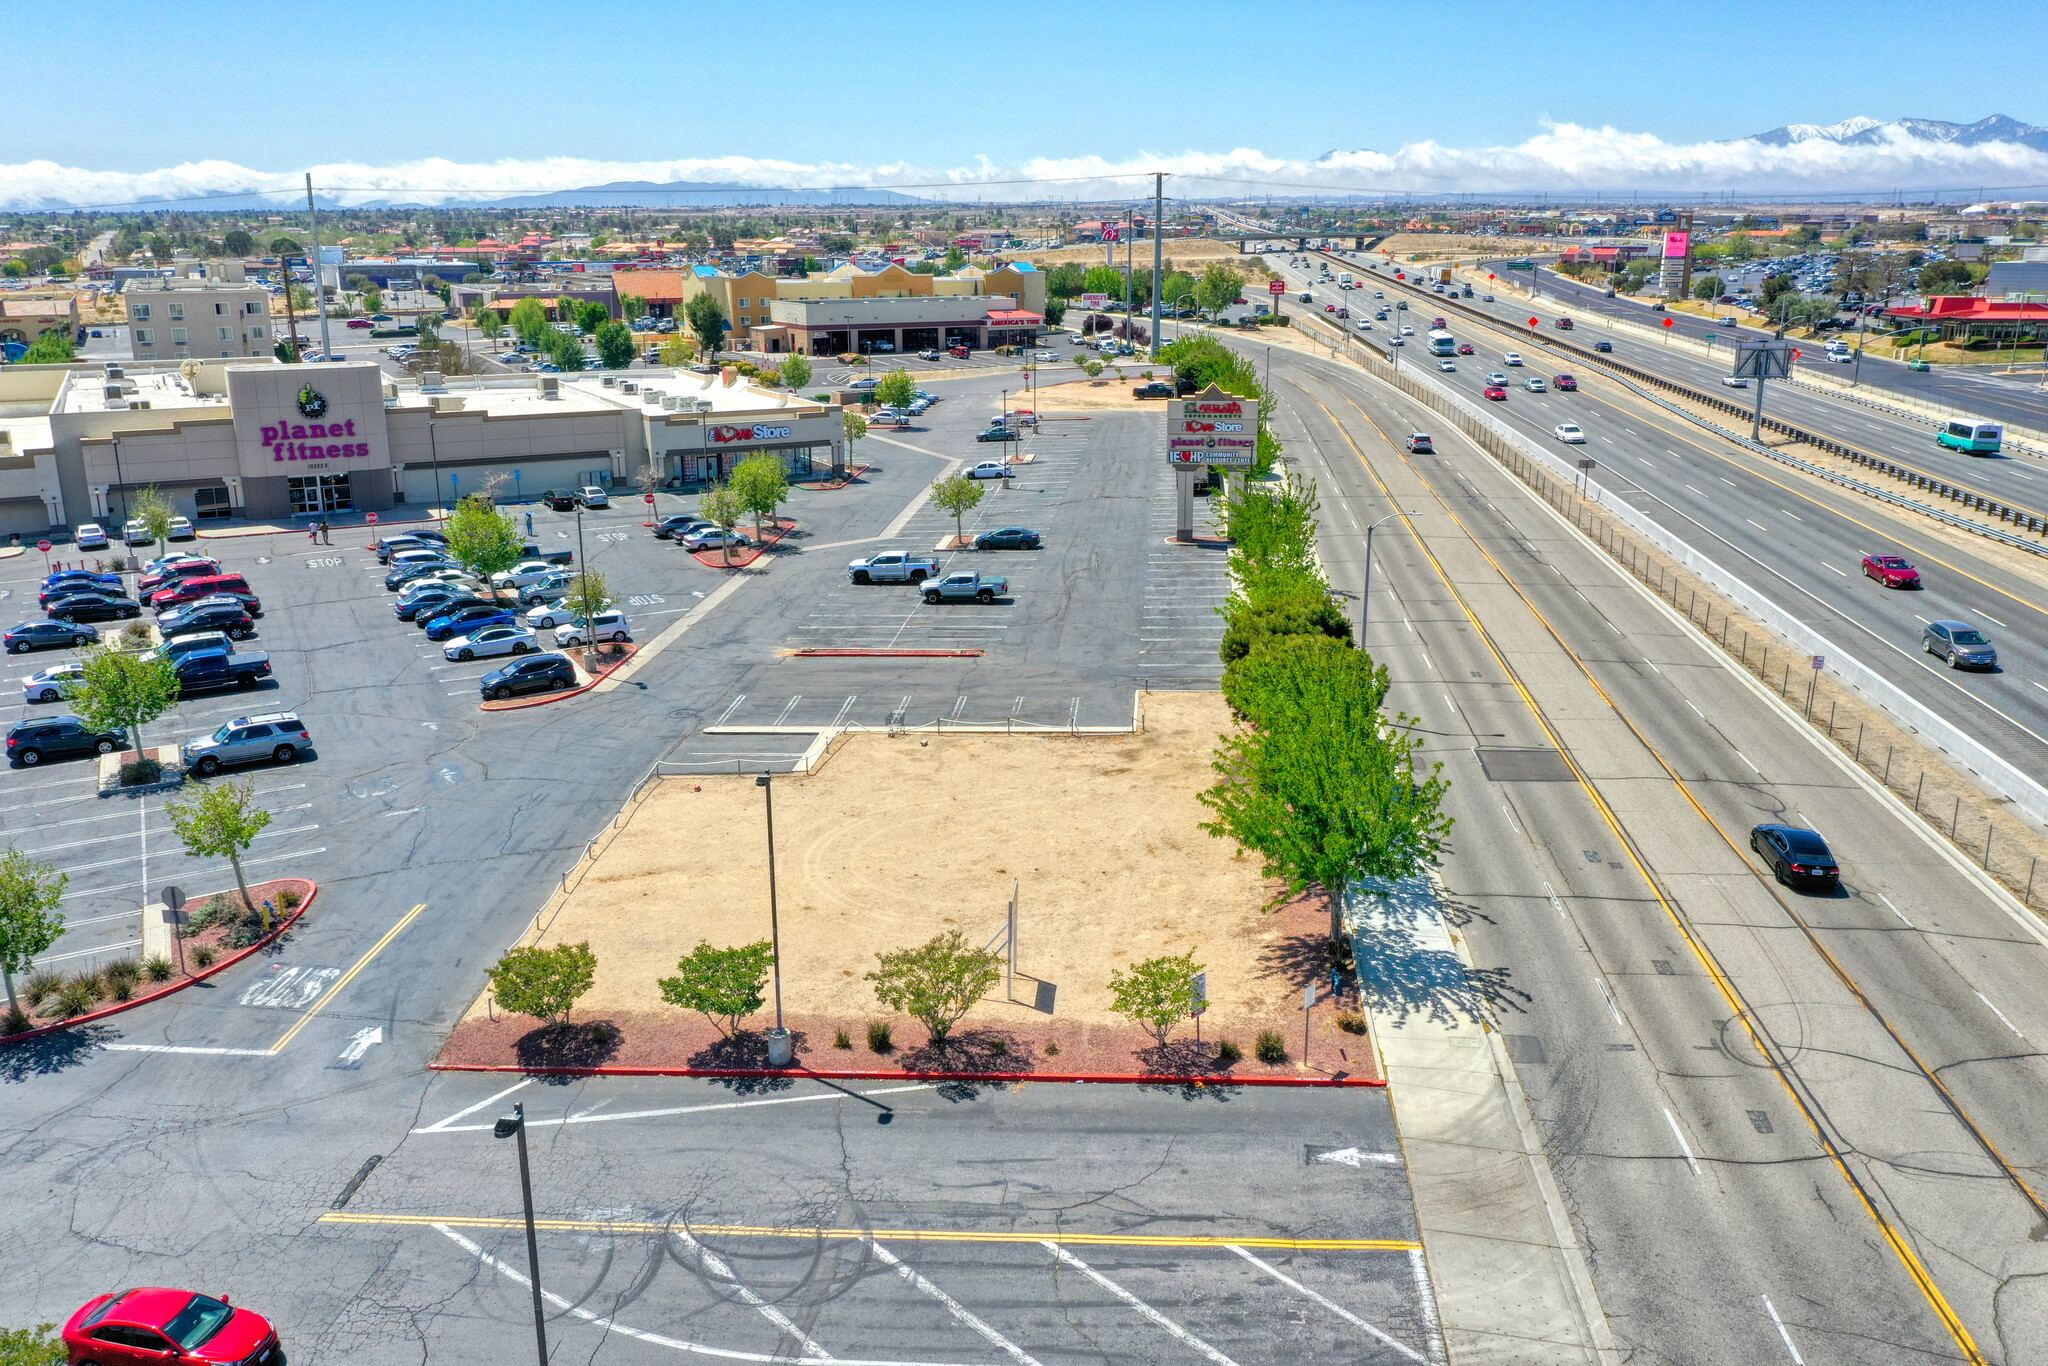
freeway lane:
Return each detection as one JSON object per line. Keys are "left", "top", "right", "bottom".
{"left": 1268, "top": 342, "right": 2048, "bottom": 1361}
{"left": 1263, "top": 254, "right": 2048, "bottom": 783}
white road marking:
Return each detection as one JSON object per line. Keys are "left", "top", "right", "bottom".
{"left": 1878, "top": 894, "right": 1913, "bottom": 928}
{"left": 1975, "top": 991, "right": 2026, "bottom": 1039}
{"left": 1226, "top": 1245, "right": 1426, "bottom": 1363}
{"left": 871, "top": 1239, "right": 1043, "bottom": 1366}
{"left": 1663, "top": 1108, "right": 1702, "bottom": 1177}
{"left": 417, "top": 1079, "right": 533, "bottom": 1132}
{"left": 101, "top": 1044, "right": 276, "bottom": 1056}
{"left": 1762, "top": 1295, "right": 1806, "bottom": 1364}
{"left": 1823, "top": 563, "right": 1846, "bottom": 577}
{"left": 412, "top": 1083, "right": 934, "bottom": 1134}
{"left": 1594, "top": 977, "right": 1623, "bottom": 1026}
{"left": 672, "top": 1230, "right": 835, "bottom": 1359}
{"left": 1043, "top": 1242, "right": 1239, "bottom": 1366}
{"left": 1502, "top": 804, "right": 1519, "bottom": 833}
{"left": 1545, "top": 882, "right": 1566, "bottom": 920}
{"left": 1781, "top": 509, "right": 1802, "bottom": 522}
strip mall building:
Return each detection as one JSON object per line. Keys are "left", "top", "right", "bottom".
{"left": 0, "top": 358, "right": 846, "bottom": 535}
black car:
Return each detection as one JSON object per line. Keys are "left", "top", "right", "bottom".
{"left": 47, "top": 592, "right": 140, "bottom": 623}
{"left": 39, "top": 582, "right": 131, "bottom": 611}
{"left": 6, "top": 619, "right": 100, "bottom": 653}
{"left": 384, "top": 560, "right": 461, "bottom": 591}
{"left": 1592, "top": 340, "right": 1613, "bottom": 353}
{"left": 158, "top": 602, "right": 256, "bottom": 640}
{"left": 396, "top": 590, "right": 486, "bottom": 622}
{"left": 539, "top": 489, "right": 579, "bottom": 511}
{"left": 7, "top": 716, "right": 123, "bottom": 766}
{"left": 652, "top": 514, "right": 701, "bottom": 539}
{"left": 1749, "top": 824, "right": 1840, "bottom": 891}
{"left": 480, "top": 652, "right": 577, "bottom": 700}
{"left": 974, "top": 526, "right": 1042, "bottom": 550}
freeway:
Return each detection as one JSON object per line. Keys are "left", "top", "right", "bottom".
{"left": 1262, "top": 337, "right": 2048, "bottom": 1362}
{"left": 1260, "top": 251, "right": 2048, "bottom": 784}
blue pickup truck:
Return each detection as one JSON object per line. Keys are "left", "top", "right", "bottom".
{"left": 173, "top": 648, "right": 272, "bottom": 695}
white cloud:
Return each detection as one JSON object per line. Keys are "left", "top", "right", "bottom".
{"left": 3, "top": 123, "right": 2046, "bottom": 209}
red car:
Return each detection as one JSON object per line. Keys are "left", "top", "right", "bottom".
{"left": 148, "top": 574, "right": 259, "bottom": 613}
{"left": 137, "top": 558, "right": 222, "bottom": 595}
{"left": 1325, "top": 304, "right": 1337, "bottom": 312}
{"left": 1456, "top": 343, "right": 1474, "bottom": 355}
{"left": 1862, "top": 553, "right": 1920, "bottom": 588}
{"left": 1484, "top": 385, "right": 1508, "bottom": 401}
{"left": 346, "top": 318, "right": 374, "bottom": 328}
{"left": 1555, "top": 317, "right": 1574, "bottom": 329}
{"left": 64, "top": 1288, "right": 282, "bottom": 1366}
{"left": 1554, "top": 374, "right": 1578, "bottom": 391}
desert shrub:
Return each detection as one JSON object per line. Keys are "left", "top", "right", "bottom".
{"left": 54, "top": 980, "right": 101, "bottom": 1018}
{"left": 866, "top": 1020, "right": 893, "bottom": 1053}
{"left": 1335, "top": 1010, "right": 1367, "bottom": 1035}
{"left": 142, "top": 955, "right": 175, "bottom": 982}
{"left": 224, "top": 922, "right": 263, "bottom": 949}
{"left": 22, "top": 968, "right": 63, "bottom": 1007}
{"left": 278, "top": 887, "right": 303, "bottom": 910}
{"left": 103, "top": 959, "right": 141, "bottom": 989}
{"left": 1044, "top": 1040, "right": 1061, "bottom": 1056}
{"left": 833, "top": 1029, "right": 852, "bottom": 1050}
{"left": 191, "top": 945, "right": 217, "bottom": 968}
{"left": 1255, "top": 1030, "right": 1287, "bottom": 1064}
{"left": 1216, "top": 1039, "right": 1243, "bottom": 1066}
{"left": 119, "top": 759, "right": 163, "bottom": 786}
{"left": 2, "top": 1005, "right": 30, "bottom": 1035}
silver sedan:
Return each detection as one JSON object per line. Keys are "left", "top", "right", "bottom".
{"left": 444, "top": 625, "right": 539, "bottom": 661}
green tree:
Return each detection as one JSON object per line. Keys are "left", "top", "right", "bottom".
{"left": 0, "top": 1321, "right": 66, "bottom": 1366}
{"left": 697, "top": 483, "right": 746, "bottom": 564}
{"left": 273, "top": 339, "right": 300, "bottom": 364}
{"left": 20, "top": 332, "right": 74, "bottom": 364}
{"left": 842, "top": 410, "right": 868, "bottom": 450}
{"left": 128, "top": 485, "right": 177, "bottom": 553}
{"left": 729, "top": 451, "right": 790, "bottom": 539}
{"left": 0, "top": 260, "right": 24, "bottom": 278}
{"left": 1046, "top": 262, "right": 1088, "bottom": 298}
{"left": 416, "top": 312, "right": 442, "bottom": 346}
{"left": 345, "top": 272, "right": 372, "bottom": 297}
{"left": 1108, "top": 951, "right": 1203, "bottom": 1045}
{"left": 487, "top": 941, "right": 597, "bottom": 1026}
{"left": 476, "top": 306, "right": 505, "bottom": 342}
{"left": 777, "top": 353, "right": 813, "bottom": 390}
{"left": 619, "top": 293, "right": 646, "bottom": 321}
{"left": 1917, "top": 259, "right": 1976, "bottom": 295}
{"left": 443, "top": 492, "right": 525, "bottom": 579}
{"left": 1043, "top": 297, "right": 1067, "bottom": 328}
{"left": 0, "top": 849, "right": 67, "bottom": 1019}
{"left": 594, "top": 320, "right": 636, "bottom": 369}
{"left": 658, "top": 333, "right": 696, "bottom": 367}
{"left": 1082, "top": 265, "right": 1125, "bottom": 298}
{"left": 685, "top": 292, "right": 727, "bottom": 361}
{"left": 67, "top": 646, "right": 179, "bottom": 757}
{"left": 543, "top": 328, "right": 586, "bottom": 371}
{"left": 221, "top": 229, "right": 254, "bottom": 258}
{"left": 865, "top": 929, "right": 1002, "bottom": 1044}
{"left": 929, "top": 473, "right": 985, "bottom": 545}
{"left": 873, "top": 369, "right": 916, "bottom": 410}
{"left": 576, "top": 300, "right": 610, "bottom": 335}
{"left": 163, "top": 777, "right": 273, "bottom": 920}
{"left": 1200, "top": 637, "right": 1451, "bottom": 953}
{"left": 1196, "top": 263, "right": 1244, "bottom": 315}
{"left": 1760, "top": 273, "right": 1799, "bottom": 306}
{"left": 657, "top": 939, "right": 775, "bottom": 1035}
{"left": 269, "top": 237, "right": 300, "bottom": 256}
{"left": 561, "top": 567, "right": 611, "bottom": 628}
{"left": 943, "top": 246, "right": 967, "bottom": 270}
{"left": 508, "top": 296, "right": 550, "bottom": 348}
{"left": 1692, "top": 273, "right": 1726, "bottom": 301}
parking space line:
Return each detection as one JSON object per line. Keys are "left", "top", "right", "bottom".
{"left": 1225, "top": 1245, "right": 1427, "bottom": 1363}
{"left": 672, "top": 1230, "right": 836, "bottom": 1359}
{"left": 868, "top": 1239, "right": 1044, "bottom": 1366}
{"left": 1042, "top": 1243, "right": 1239, "bottom": 1366}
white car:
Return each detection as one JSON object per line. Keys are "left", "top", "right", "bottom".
{"left": 1554, "top": 424, "right": 1587, "bottom": 444}
{"left": 578, "top": 486, "right": 610, "bottom": 507}
{"left": 1033, "top": 350, "right": 1058, "bottom": 362}
{"left": 1721, "top": 376, "right": 1750, "bottom": 388}
{"left": 399, "top": 570, "right": 484, "bottom": 600}
{"left": 75, "top": 523, "right": 109, "bottom": 550}
{"left": 1437, "top": 360, "right": 1456, "bottom": 372}
{"left": 554, "top": 610, "right": 632, "bottom": 647}
{"left": 524, "top": 599, "right": 598, "bottom": 631}
{"left": 1717, "top": 316, "right": 1737, "bottom": 327}
{"left": 491, "top": 559, "right": 565, "bottom": 589}
{"left": 1502, "top": 352, "right": 1524, "bottom": 367}
{"left": 22, "top": 661, "right": 83, "bottom": 703}
{"left": 1485, "top": 372, "right": 1509, "bottom": 385}
{"left": 917, "top": 349, "right": 942, "bottom": 360}
{"left": 1524, "top": 377, "right": 1547, "bottom": 392}
{"left": 166, "top": 516, "right": 195, "bottom": 540}
{"left": 123, "top": 519, "right": 153, "bottom": 546}
{"left": 967, "top": 460, "right": 1011, "bottom": 480}
{"left": 444, "top": 625, "right": 538, "bottom": 661}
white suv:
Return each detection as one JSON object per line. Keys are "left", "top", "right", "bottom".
{"left": 554, "top": 610, "right": 631, "bottom": 646}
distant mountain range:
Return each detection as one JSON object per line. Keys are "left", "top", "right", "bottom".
{"left": 454, "top": 179, "right": 927, "bottom": 209}
{"left": 1748, "top": 114, "right": 2048, "bottom": 152}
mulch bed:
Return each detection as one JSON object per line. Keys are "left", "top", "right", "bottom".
{"left": 2, "top": 879, "right": 314, "bottom": 1038}
{"left": 795, "top": 465, "right": 870, "bottom": 491}
{"left": 478, "top": 644, "right": 639, "bottom": 711}
{"left": 691, "top": 517, "right": 797, "bottom": 570}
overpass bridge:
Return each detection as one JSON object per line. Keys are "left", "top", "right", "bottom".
{"left": 1205, "top": 232, "right": 1389, "bottom": 256}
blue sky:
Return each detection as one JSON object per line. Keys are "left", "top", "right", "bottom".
{"left": 6, "top": 0, "right": 2046, "bottom": 205}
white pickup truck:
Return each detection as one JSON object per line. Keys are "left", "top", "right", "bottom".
{"left": 848, "top": 551, "right": 940, "bottom": 585}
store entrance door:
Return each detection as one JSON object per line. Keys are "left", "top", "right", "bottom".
{"left": 288, "top": 473, "right": 352, "bottom": 515}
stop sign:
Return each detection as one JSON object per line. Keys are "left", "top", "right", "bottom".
{"left": 644, "top": 492, "right": 656, "bottom": 503}
{"left": 36, "top": 539, "right": 50, "bottom": 553}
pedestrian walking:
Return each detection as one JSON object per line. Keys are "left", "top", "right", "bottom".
{"left": 308, "top": 523, "right": 317, "bottom": 543}
{"left": 525, "top": 511, "right": 534, "bottom": 537}
{"left": 319, "top": 519, "right": 331, "bottom": 544}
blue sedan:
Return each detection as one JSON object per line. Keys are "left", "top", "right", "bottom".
{"left": 424, "top": 606, "right": 515, "bottom": 641}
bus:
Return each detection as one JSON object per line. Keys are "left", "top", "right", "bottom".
{"left": 1936, "top": 418, "right": 2003, "bottom": 455}
{"left": 1428, "top": 330, "right": 1457, "bottom": 356}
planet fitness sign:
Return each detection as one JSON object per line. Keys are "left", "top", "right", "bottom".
{"left": 260, "top": 416, "right": 374, "bottom": 462}
{"left": 710, "top": 424, "right": 793, "bottom": 444}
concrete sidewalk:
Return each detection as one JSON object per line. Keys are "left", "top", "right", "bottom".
{"left": 1352, "top": 874, "right": 1619, "bottom": 1366}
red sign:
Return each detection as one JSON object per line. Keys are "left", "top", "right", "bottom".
{"left": 36, "top": 539, "right": 50, "bottom": 553}
{"left": 366, "top": 512, "right": 379, "bottom": 524}
{"left": 711, "top": 424, "right": 792, "bottom": 444}
{"left": 1102, "top": 225, "right": 1121, "bottom": 243}
{"left": 1662, "top": 318, "right": 1674, "bottom": 328}
{"left": 1529, "top": 317, "right": 1540, "bottom": 328}
{"left": 644, "top": 493, "right": 656, "bottom": 503}
{"left": 1269, "top": 280, "right": 1285, "bottom": 295}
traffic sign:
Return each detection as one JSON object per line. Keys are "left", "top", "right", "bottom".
{"left": 644, "top": 493, "right": 656, "bottom": 503}
{"left": 1268, "top": 280, "right": 1285, "bottom": 295}
{"left": 1810, "top": 655, "right": 1825, "bottom": 670}
{"left": 1663, "top": 317, "right": 1674, "bottom": 328}
{"left": 36, "top": 539, "right": 50, "bottom": 553}
{"left": 366, "top": 512, "right": 379, "bottom": 524}
{"left": 1528, "top": 317, "right": 1539, "bottom": 328}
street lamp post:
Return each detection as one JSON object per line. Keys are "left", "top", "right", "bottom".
{"left": 1359, "top": 512, "right": 1408, "bottom": 648}
{"left": 492, "top": 1103, "right": 549, "bottom": 1366}
{"left": 754, "top": 773, "right": 791, "bottom": 1066}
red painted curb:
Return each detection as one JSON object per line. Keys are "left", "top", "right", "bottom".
{"left": 428, "top": 1060, "right": 1383, "bottom": 1087}
{"left": 786, "top": 648, "right": 984, "bottom": 658}
{"left": 692, "top": 518, "right": 796, "bottom": 570}
{"left": 479, "top": 645, "right": 639, "bottom": 711}
{"left": 0, "top": 879, "right": 320, "bottom": 1046}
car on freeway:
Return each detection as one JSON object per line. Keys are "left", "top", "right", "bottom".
{"left": 1482, "top": 294, "right": 1495, "bottom": 302}
{"left": 1718, "top": 316, "right": 1738, "bottom": 327}
{"left": 22, "top": 660, "right": 84, "bottom": 701}
{"left": 183, "top": 711, "right": 311, "bottom": 776}
{"left": 158, "top": 600, "right": 256, "bottom": 641}
{"left": 577, "top": 485, "right": 610, "bottom": 508}
{"left": 166, "top": 516, "right": 196, "bottom": 540}
{"left": 1749, "top": 824, "right": 1840, "bottom": 892}
{"left": 974, "top": 526, "right": 1042, "bottom": 550}
{"left": 1922, "top": 620, "right": 1997, "bottom": 669}
{"left": 1721, "top": 376, "right": 1750, "bottom": 388}
{"left": 74, "top": 522, "right": 108, "bottom": 549}
{"left": 445, "top": 625, "right": 538, "bottom": 661}
{"left": 1502, "top": 352, "right": 1524, "bottom": 367}
{"left": 1555, "top": 424, "right": 1587, "bottom": 444}
{"left": 1554, "top": 374, "right": 1578, "bottom": 391}
{"left": 1861, "top": 554, "right": 1920, "bottom": 588}
{"left": 1388, "top": 337, "right": 1404, "bottom": 346}
{"left": 1484, "top": 385, "right": 1508, "bottom": 401}
{"left": 554, "top": 610, "right": 631, "bottom": 647}
{"left": 1456, "top": 343, "right": 1474, "bottom": 355}
{"left": 424, "top": 604, "right": 516, "bottom": 640}
{"left": 921, "top": 571, "right": 1007, "bottom": 604}
{"left": 1592, "top": 340, "right": 1613, "bottom": 352}
{"left": 1524, "top": 377, "right": 1547, "bottom": 392}
{"left": 481, "top": 652, "right": 578, "bottom": 700}
{"left": 63, "top": 1287, "right": 283, "bottom": 1366}
{"left": 47, "top": 591, "right": 140, "bottom": 624}
{"left": 539, "top": 489, "right": 579, "bottom": 511}
{"left": 7, "top": 715, "right": 123, "bottom": 766}
{"left": 1408, "top": 433, "right": 1434, "bottom": 454}
{"left": 966, "top": 459, "right": 1012, "bottom": 480}
{"left": 679, "top": 526, "right": 752, "bottom": 552}
{"left": 1485, "top": 372, "right": 1509, "bottom": 386}
{"left": 1400, "top": 325, "right": 1414, "bottom": 335}
{"left": 1437, "top": 360, "right": 1456, "bottom": 372}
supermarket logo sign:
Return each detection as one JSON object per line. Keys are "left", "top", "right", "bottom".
{"left": 710, "top": 424, "right": 792, "bottom": 444}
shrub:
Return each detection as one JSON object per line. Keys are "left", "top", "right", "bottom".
{"left": 103, "top": 959, "right": 141, "bottom": 990}
{"left": 865, "top": 929, "right": 1002, "bottom": 1044}
{"left": 22, "top": 968, "right": 63, "bottom": 1007}
{"left": 1216, "top": 1039, "right": 1243, "bottom": 1066}
{"left": 1335, "top": 1010, "right": 1367, "bottom": 1035}
{"left": 1255, "top": 1030, "right": 1287, "bottom": 1064}
{"left": 1, "top": 1005, "right": 29, "bottom": 1035}
{"left": 989, "top": 1037, "right": 1007, "bottom": 1056}
{"left": 488, "top": 941, "right": 598, "bottom": 1025}
{"left": 278, "top": 887, "right": 303, "bottom": 911}
{"left": 224, "top": 922, "right": 263, "bottom": 949}
{"left": 866, "top": 1020, "right": 893, "bottom": 1053}
{"left": 119, "top": 759, "right": 163, "bottom": 786}
{"left": 657, "top": 939, "right": 775, "bottom": 1036}
{"left": 1044, "top": 1040, "right": 1061, "bottom": 1056}
{"left": 106, "top": 975, "right": 135, "bottom": 1001}
{"left": 54, "top": 979, "right": 100, "bottom": 1018}
{"left": 191, "top": 944, "right": 217, "bottom": 968}
{"left": 142, "top": 955, "right": 175, "bottom": 982}
{"left": 0, "top": 1322, "right": 65, "bottom": 1366}
{"left": 120, "top": 621, "right": 153, "bottom": 648}
{"left": 1107, "top": 952, "right": 1203, "bottom": 1045}
{"left": 833, "top": 1029, "right": 852, "bottom": 1049}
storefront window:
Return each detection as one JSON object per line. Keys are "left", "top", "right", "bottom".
{"left": 287, "top": 473, "right": 352, "bottom": 515}
{"left": 194, "top": 486, "right": 232, "bottom": 521}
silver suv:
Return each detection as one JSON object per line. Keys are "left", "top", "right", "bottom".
{"left": 182, "top": 712, "right": 312, "bottom": 775}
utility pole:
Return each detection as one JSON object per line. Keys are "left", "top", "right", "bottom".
{"left": 304, "top": 174, "right": 334, "bottom": 361}
{"left": 1122, "top": 207, "right": 1134, "bottom": 335}
{"left": 1149, "top": 172, "right": 1164, "bottom": 359}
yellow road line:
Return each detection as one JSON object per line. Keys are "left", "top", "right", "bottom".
{"left": 1291, "top": 374, "right": 1989, "bottom": 1364}
{"left": 268, "top": 903, "right": 428, "bottom": 1053}
{"left": 316, "top": 1212, "right": 1416, "bottom": 1252}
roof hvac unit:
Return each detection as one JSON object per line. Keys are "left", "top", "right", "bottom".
{"left": 102, "top": 384, "right": 124, "bottom": 401}
{"left": 600, "top": 375, "right": 616, "bottom": 387}
{"left": 540, "top": 377, "right": 560, "bottom": 397}
{"left": 619, "top": 381, "right": 638, "bottom": 394}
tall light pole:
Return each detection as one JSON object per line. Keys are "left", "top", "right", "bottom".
{"left": 754, "top": 772, "right": 791, "bottom": 1066}
{"left": 492, "top": 1103, "right": 549, "bottom": 1366}
{"left": 1149, "top": 171, "right": 1164, "bottom": 360}
{"left": 1359, "top": 512, "right": 1408, "bottom": 647}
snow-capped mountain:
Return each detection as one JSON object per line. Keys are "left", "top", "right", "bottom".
{"left": 1750, "top": 114, "right": 2048, "bottom": 152}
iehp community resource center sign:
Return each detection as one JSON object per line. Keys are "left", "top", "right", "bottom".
{"left": 1166, "top": 383, "right": 1258, "bottom": 469}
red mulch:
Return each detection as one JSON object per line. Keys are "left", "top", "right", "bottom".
{"left": 691, "top": 517, "right": 797, "bottom": 569}
{"left": 795, "top": 465, "right": 869, "bottom": 491}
